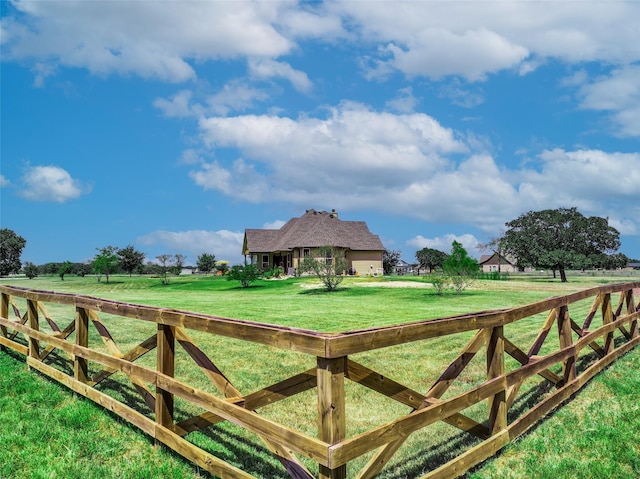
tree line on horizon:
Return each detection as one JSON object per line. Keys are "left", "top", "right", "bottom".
{"left": 1, "top": 207, "right": 638, "bottom": 284}
{"left": 0, "top": 234, "right": 224, "bottom": 283}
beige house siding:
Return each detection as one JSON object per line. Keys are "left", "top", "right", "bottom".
{"left": 348, "top": 250, "right": 383, "bottom": 276}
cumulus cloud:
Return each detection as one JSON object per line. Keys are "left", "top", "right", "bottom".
{"left": 189, "top": 102, "right": 468, "bottom": 207}
{"left": 576, "top": 65, "right": 640, "bottom": 137}
{"left": 206, "top": 81, "right": 270, "bottom": 116}
{"left": 248, "top": 59, "right": 313, "bottom": 93}
{"left": 183, "top": 101, "right": 640, "bottom": 237}
{"left": 335, "top": 1, "right": 640, "bottom": 80}
{"left": 2, "top": 1, "right": 296, "bottom": 82}
{"left": 154, "top": 82, "right": 271, "bottom": 119}
{"left": 382, "top": 28, "right": 529, "bottom": 81}
{"left": 19, "top": 165, "right": 89, "bottom": 202}
{"left": 136, "top": 229, "right": 245, "bottom": 264}
{"left": 6, "top": 1, "right": 638, "bottom": 87}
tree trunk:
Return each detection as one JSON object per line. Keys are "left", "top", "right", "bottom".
{"left": 559, "top": 267, "right": 568, "bottom": 282}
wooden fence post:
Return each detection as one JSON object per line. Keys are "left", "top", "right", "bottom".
{"left": 557, "top": 306, "right": 576, "bottom": 385}
{"left": 75, "top": 307, "right": 90, "bottom": 383}
{"left": 601, "top": 293, "right": 614, "bottom": 355}
{"left": 0, "top": 293, "right": 8, "bottom": 350}
{"left": 27, "top": 299, "right": 40, "bottom": 362}
{"left": 156, "top": 323, "right": 175, "bottom": 434}
{"left": 627, "top": 289, "right": 638, "bottom": 339}
{"left": 487, "top": 326, "right": 506, "bottom": 434}
{"left": 317, "top": 356, "right": 346, "bottom": 479}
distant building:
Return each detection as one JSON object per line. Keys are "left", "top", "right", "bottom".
{"left": 394, "top": 259, "right": 413, "bottom": 276}
{"left": 242, "top": 209, "right": 385, "bottom": 275}
{"left": 479, "top": 253, "right": 532, "bottom": 273}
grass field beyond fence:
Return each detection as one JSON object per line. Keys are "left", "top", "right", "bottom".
{"left": 0, "top": 273, "right": 638, "bottom": 479}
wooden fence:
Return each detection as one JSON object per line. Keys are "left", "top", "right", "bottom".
{"left": 1, "top": 282, "right": 638, "bottom": 479}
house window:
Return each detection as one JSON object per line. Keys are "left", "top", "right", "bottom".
{"left": 262, "top": 254, "right": 269, "bottom": 269}
{"left": 325, "top": 251, "right": 333, "bottom": 266}
{"left": 303, "top": 248, "right": 310, "bottom": 257}
{"left": 251, "top": 255, "right": 258, "bottom": 265}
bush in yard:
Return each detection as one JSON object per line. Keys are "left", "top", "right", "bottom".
{"left": 429, "top": 273, "right": 448, "bottom": 295}
{"left": 442, "top": 241, "right": 478, "bottom": 294}
{"left": 227, "top": 264, "right": 261, "bottom": 288}
{"left": 299, "top": 245, "right": 347, "bottom": 292}
{"left": 263, "top": 266, "right": 284, "bottom": 279}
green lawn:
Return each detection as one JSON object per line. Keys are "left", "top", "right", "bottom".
{"left": 1, "top": 272, "right": 638, "bottom": 478}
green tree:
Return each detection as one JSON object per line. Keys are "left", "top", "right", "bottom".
{"left": 23, "top": 261, "right": 38, "bottom": 279}
{"left": 415, "top": 247, "right": 448, "bottom": 273}
{"left": 383, "top": 249, "right": 402, "bottom": 275}
{"left": 0, "top": 229, "right": 27, "bottom": 276}
{"left": 196, "top": 253, "right": 216, "bottom": 275}
{"left": 156, "top": 254, "right": 174, "bottom": 285}
{"left": 602, "top": 252, "right": 629, "bottom": 269}
{"left": 173, "top": 254, "right": 187, "bottom": 276}
{"left": 443, "top": 241, "right": 479, "bottom": 294}
{"left": 299, "top": 246, "right": 348, "bottom": 292}
{"left": 58, "top": 261, "right": 72, "bottom": 281}
{"left": 93, "top": 246, "right": 120, "bottom": 283}
{"left": 118, "top": 245, "right": 145, "bottom": 276}
{"left": 227, "top": 263, "right": 261, "bottom": 288}
{"left": 502, "top": 208, "right": 621, "bottom": 282}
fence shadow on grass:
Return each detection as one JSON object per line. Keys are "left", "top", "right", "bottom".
{"left": 1, "top": 282, "right": 638, "bottom": 479}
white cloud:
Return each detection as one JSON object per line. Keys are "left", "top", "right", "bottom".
{"left": 334, "top": 2, "right": 640, "bottom": 80}
{"left": 383, "top": 28, "right": 529, "bottom": 81}
{"left": 154, "top": 82, "right": 270, "bottom": 119}
{"left": 407, "top": 233, "right": 481, "bottom": 257}
{"left": 206, "top": 80, "right": 270, "bottom": 116}
{"left": 185, "top": 103, "right": 640, "bottom": 238}
{"left": 153, "top": 90, "right": 202, "bottom": 118}
{"left": 6, "top": 1, "right": 638, "bottom": 87}
{"left": 2, "top": 1, "right": 296, "bottom": 82}
{"left": 0, "top": 175, "right": 9, "bottom": 187}
{"left": 19, "top": 165, "right": 89, "bottom": 202}
{"left": 385, "top": 87, "right": 418, "bottom": 113}
{"left": 438, "top": 81, "right": 485, "bottom": 109}
{"left": 576, "top": 65, "right": 640, "bottom": 137}
{"left": 248, "top": 59, "right": 313, "bottom": 93}
{"left": 136, "top": 229, "right": 245, "bottom": 265}
{"left": 519, "top": 149, "right": 640, "bottom": 207}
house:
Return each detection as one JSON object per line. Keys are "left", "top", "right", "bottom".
{"left": 479, "top": 253, "right": 531, "bottom": 273}
{"left": 394, "top": 259, "right": 413, "bottom": 276}
{"left": 242, "top": 209, "right": 385, "bottom": 275}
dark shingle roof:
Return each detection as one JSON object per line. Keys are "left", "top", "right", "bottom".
{"left": 244, "top": 209, "right": 385, "bottom": 254}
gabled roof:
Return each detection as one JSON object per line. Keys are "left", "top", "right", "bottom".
{"left": 479, "top": 252, "right": 516, "bottom": 266}
{"left": 243, "top": 209, "right": 385, "bottom": 254}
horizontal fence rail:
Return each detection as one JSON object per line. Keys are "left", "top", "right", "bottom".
{"left": 1, "top": 282, "right": 639, "bottom": 479}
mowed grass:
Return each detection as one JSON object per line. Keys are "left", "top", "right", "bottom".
{"left": 1, "top": 272, "right": 639, "bottom": 478}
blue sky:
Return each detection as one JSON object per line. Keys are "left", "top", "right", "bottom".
{"left": 2, "top": 1, "right": 639, "bottom": 266}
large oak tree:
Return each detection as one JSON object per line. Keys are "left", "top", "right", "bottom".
{"left": 502, "top": 207, "right": 621, "bottom": 282}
